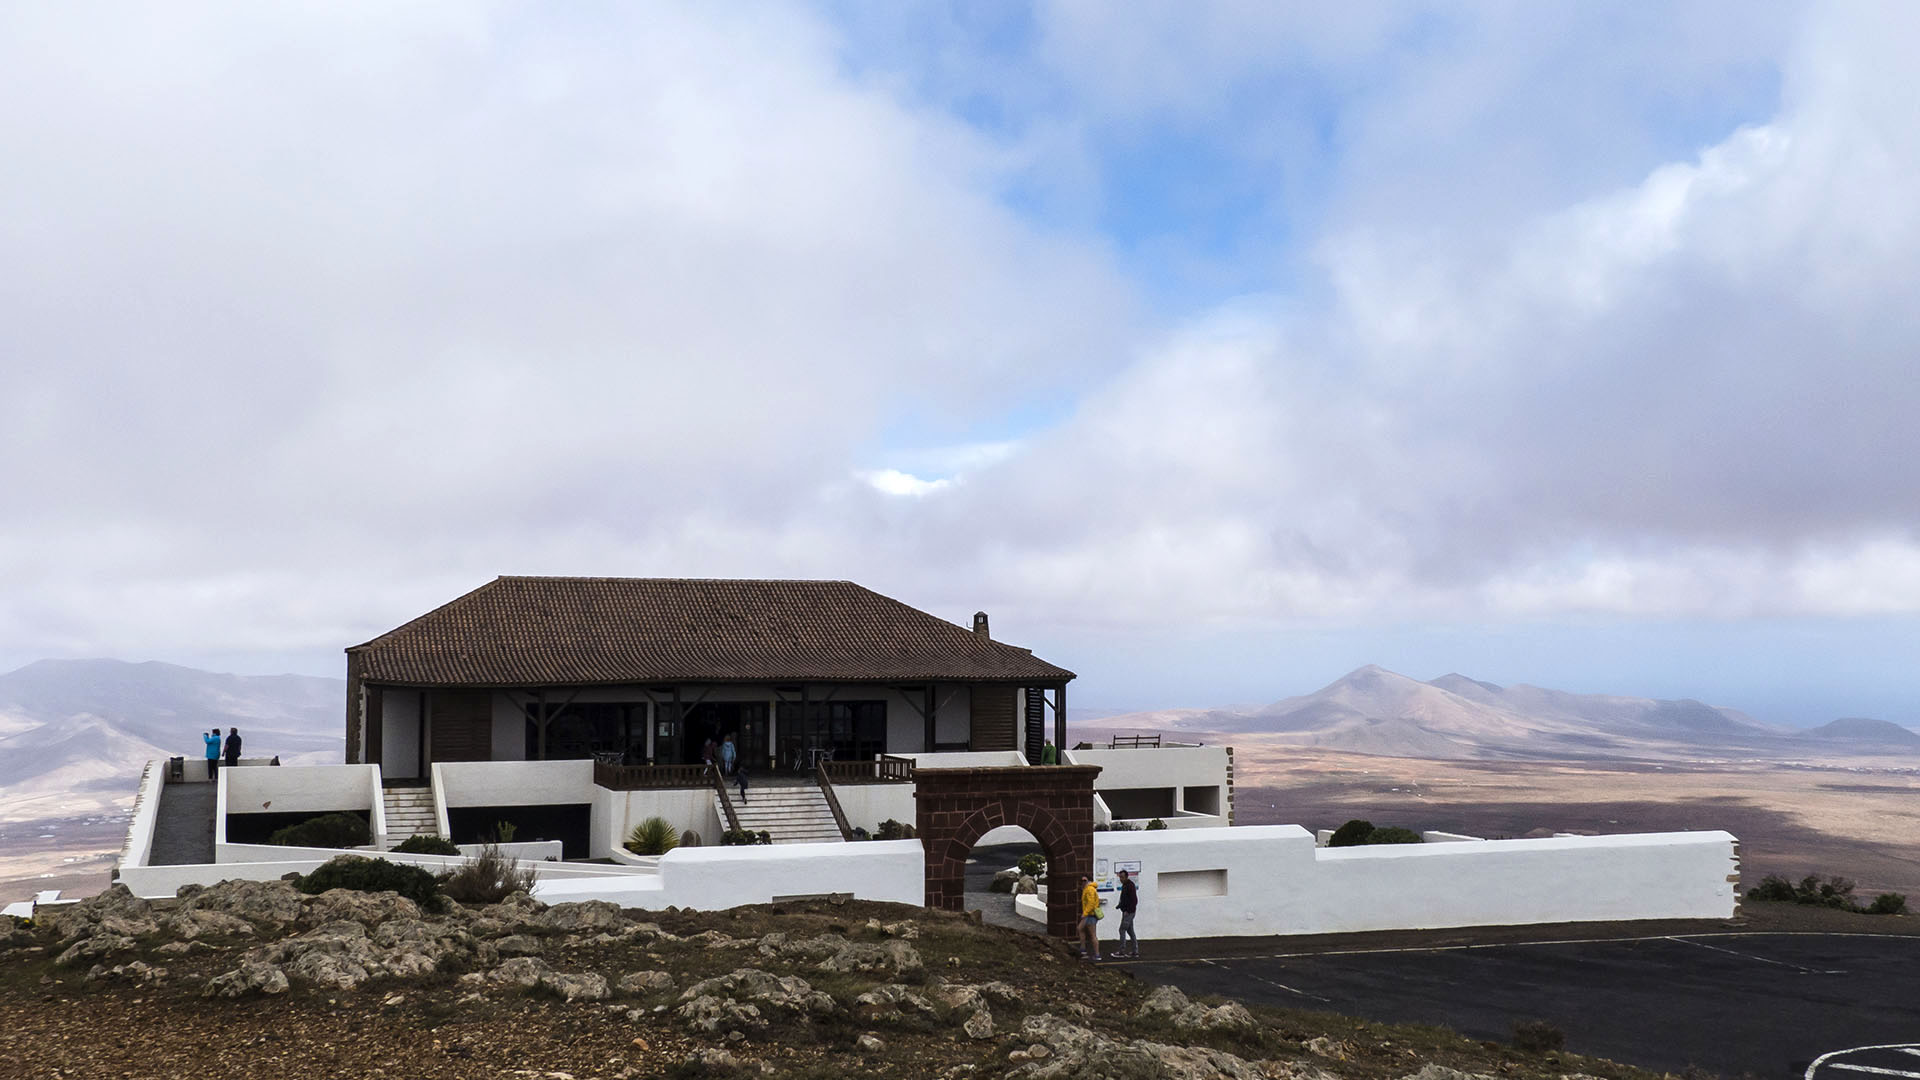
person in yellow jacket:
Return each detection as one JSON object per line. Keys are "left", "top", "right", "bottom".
{"left": 1077, "top": 874, "right": 1102, "bottom": 961}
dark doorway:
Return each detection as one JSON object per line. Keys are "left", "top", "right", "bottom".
{"left": 668, "top": 702, "right": 769, "bottom": 767}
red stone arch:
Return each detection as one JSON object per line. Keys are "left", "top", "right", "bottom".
{"left": 915, "top": 765, "right": 1100, "bottom": 938}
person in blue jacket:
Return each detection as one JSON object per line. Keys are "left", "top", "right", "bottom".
{"left": 204, "top": 729, "right": 223, "bottom": 779}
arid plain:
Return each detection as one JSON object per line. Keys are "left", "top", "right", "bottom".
{"left": 1225, "top": 738, "right": 1920, "bottom": 897}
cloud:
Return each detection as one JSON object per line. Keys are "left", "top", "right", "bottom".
{"left": 3, "top": 1, "right": 1918, "bottom": 674}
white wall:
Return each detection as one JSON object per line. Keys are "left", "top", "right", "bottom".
{"left": 1050, "top": 826, "right": 1739, "bottom": 940}
{"left": 382, "top": 689, "right": 422, "bottom": 778}
{"left": 832, "top": 783, "right": 917, "bottom": 834}
{"left": 435, "top": 759, "right": 594, "bottom": 807}
{"left": 533, "top": 839, "right": 923, "bottom": 910}
{"left": 117, "top": 844, "right": 647, "bottom": 900}
{"left": 119, "top": 761, "right": 165, "bottom": 869}
{"left": 593, "top": 786, "right": 726, "bottom": 858}
{"left": 217, "top": 764, "right": 385, "bottom": 859}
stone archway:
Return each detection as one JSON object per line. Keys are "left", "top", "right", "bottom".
{"left": 915, "top": 765, "right": 1100, "bottom": 938}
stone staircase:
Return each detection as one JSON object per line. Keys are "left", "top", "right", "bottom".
{"left": 718, "top": 784, "right": 844, "bottom": 844}
{"left": 382, "top": 785, "right": 440, "bottom": 847}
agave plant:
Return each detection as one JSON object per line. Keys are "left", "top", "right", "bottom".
{"left": 626, "top": 816, "right": 679, "bottom": 856}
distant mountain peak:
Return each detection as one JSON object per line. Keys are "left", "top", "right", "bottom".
{"left": 1429, "top": 672, "right": 1505, "bottom": 695}
{"left": 1807, "top": 716, "right": 1920, "bottom": 745}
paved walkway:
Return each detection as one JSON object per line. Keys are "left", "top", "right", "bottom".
{"left": 1123, "top": 932, "right": 1920, "bottom": 1077}
{"left": 147, "top": 782, "right": 215, "bottom": 866}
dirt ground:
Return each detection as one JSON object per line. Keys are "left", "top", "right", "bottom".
{"left": 0, "top": 895, "right": 1679, "bottom": 1080}
{"left": 1227, "top": 743, "right": 1920, "bottom": 896}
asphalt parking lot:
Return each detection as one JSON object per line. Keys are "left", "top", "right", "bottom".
{"left": 1121, "top": 932, "right": 1920, "bottom": 1078}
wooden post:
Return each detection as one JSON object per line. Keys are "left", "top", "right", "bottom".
{"left": 1054, "top": 682, "right": 1067, "bottom": 754}
{"left": 924, "top": 684, "right": 936, "bottom": 753}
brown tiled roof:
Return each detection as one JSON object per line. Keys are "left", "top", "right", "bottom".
{"left": 348, "top": 577, "right": 1075, "bottom": 687}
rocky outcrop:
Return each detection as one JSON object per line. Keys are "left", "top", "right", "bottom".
{"left": 680, "top": 968, "right": 836, "bottom": 1017}
{"left": 814, "top": 939, "right": 922, "bottom": 978}
{"left": 177, "top": 879, "right": 304, "bottom": 929}
{"left": 203, "top": 960, "right": 290, "bottom": 998}
{"left": 617, "top": 970, "right": 675, "bottom": 995}
{"left": 1004, "top": 1013, "right": 1270, "bottom": 1080}
{"left": 852, "top": 982, "right": 937, "bottom": 1020}
{"left": 39, "top": 885, "right": 158, "bottom": 945}
{"left": 1135, "top": 985, "right": 1255, "bottom": 1032}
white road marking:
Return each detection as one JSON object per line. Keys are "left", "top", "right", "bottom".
{"left": 1199, "top": 958, "right": 1331, "bottom": 1003}
{"left": 1662, "top": 935, "right": 1846, "bottom": 974}
{"left": 1805, "top": 1043, "right": 1920, "bottom": 1080}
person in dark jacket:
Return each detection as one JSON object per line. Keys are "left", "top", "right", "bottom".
{"left": 223, "top": 727, "right": 242, "bottom": 768}
{"left": 1115, "top": 868, "right": 1140, "bottom": 958}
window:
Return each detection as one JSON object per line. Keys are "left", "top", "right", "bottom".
{"left": 523, "top": 702, "right": 648, "bottom": 762}
{"left": 775, "top": 700, "right": 886, "bottom": 772}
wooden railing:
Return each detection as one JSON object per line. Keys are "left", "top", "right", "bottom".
{"left": 594, "top": 761, "right": 719, "bottom": 790}
{"left": 710, "top": 762, "right": 743, "bottom": 835}
{"left": 820, "top": 755, "right": 916, "bottom": 785}
{"left": 813, "top": 764, "right": 854, "bottom": 842}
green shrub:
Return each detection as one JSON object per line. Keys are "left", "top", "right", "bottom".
{"left": 492, "top": 820, "right": 518, "bottom": 844}
{"left": 875, "top": 819, "right": 916, "bottom": 841}
{"left": 719, "top": 829, "right": 773, "bottom": 846}
{"left": 437, "top": 844, "right": 538, "bottom": 905}
{"left": 1328, "top": 819, "right": 1375, "bottom": 847}
{"left": 296, "top": 854, "right": 440, "bottom": 909}
{"left": 1746, "top": 874, "right": 1797, "bottom": 902}
{"left": 1145, "top": 818, "right": 1169, "bottom": 831}
{"left": 1017, "top": 853, "right": 1046, "bottom": 877}
{"left": 268, "top": 812, "right": 371, "bottom": 849}
{"left": 392, "top": 835, "right": 460, "bottom": 855}
{"left": 1510, "top": 1018, "right": 1565, "bottom": 1053}
{"left": 1364, "top": 826, "right": 1423, "bottom": 845}
{"left": 625, "top": 817, "right": 680, "bottom": 856}
{"left": 1867, "top": 892, "right": 1908, "bottom": 915}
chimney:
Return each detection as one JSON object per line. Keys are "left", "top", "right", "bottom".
{"left": 972, "top": 611, "right": 990, "bottom": 640}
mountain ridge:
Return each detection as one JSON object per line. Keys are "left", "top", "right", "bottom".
{"left": 1085, "top": 664, "right": 1907, "bottom": 761}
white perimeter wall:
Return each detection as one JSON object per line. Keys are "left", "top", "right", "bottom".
{"left": 1067, "top": 746, "right": 1230, "bottom": 827}
{"left": 1047, "top": 826, "right": 1738, "bottom": 939}
{"left": 533, "top": 839, "right": 923, "bottom": 911}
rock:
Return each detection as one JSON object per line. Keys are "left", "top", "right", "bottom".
{"left": 1014, "top": 875, "right": 1039, "bottom": 895}
{"left": 1400, "top": 1067, "right": 1496, "bottom": 1080}
{"left": 531, "top": 900, "right": 625, "bottom": 935}
{"left": 991, "top": 869, "right": 1022, "bottom": 893}
{"left": 683, "top": 1047, "right": 748, "bottom": 1073}
{"left": 676, "top": 994, "right": 766, "bottom": 1035}
{"left": 679, "top": 968, "right": 835, "bottom": 1017}
{"left": 204, "top": 960, "right": 290, "bottom": 998}
{"left": 163, "top": 910, "right": 256, "bottom": 940}
{"left": 179, "top": 879, "right": 305, "bottom": 928}
{"left": 774, "top": 932, "right": 848, "bottom": 961}
{"left": 39, "top": 885, "right": 157, "bottom": 944}
{"left": 816, "top": 939, "right": 922, "bottom": 978}
{"left": 494, "top": 934, "right": 545, "bottom": 956}
{"left": 1303, "top": 1037, "right": 1349, "bottom": 1060}
{"left": 853, "top": 983, "right": 937, "bottom": 1020}
{"left": 617, "top": 970, "right": 675, "bottom": 995}
{"left": 85, "top": 960, "right": 167, "bottom": 984}
{"left": 303, "top": 888, "right": 422, "bottom": 926}
{"left": 155, "top": 940, "right": 210, "bottom": 957}
{"left": 1137, "top": 985, "right": 1255, "bottom": 1032}
{"left": 857, "top": 1034, "right": 885, "bottom": 1052}
{"left": 488, "top": 957, "right": 555, "bottom": 988}
{"left": 963, "top": 1007, "right": 995, "bottom": 1040}
{"left": 975, "top": 981, "right": 1023, "bottom": 1008}
{"left": 1005, "top": 1013, "right": 1268, "bottom": 1080}
{"left": 55, "top": 933, "right": 137, "bottom": 967}
{"left": 541, "top": 971, "right": 612, "bottom": 1002}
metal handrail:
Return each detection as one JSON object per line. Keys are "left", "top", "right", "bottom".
{"left": 813, "top": 763, "right": 854, "bottom": 842}
{"left": 710, "top": 762, "right": 743, "bottom": 835}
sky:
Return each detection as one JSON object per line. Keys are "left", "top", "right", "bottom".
{"left": 3, "top": 2, "right": 1918, "bottom": 726}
